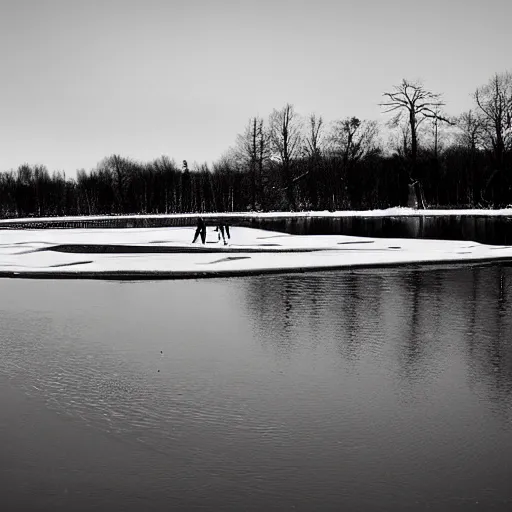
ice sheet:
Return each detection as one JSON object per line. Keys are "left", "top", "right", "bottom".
{"left": 1, "top": 224, "right": 511, "bottom": 279}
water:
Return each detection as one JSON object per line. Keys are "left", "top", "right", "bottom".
{"left": 248, "top": 215, "right": 512, "bottom": 245}
{"left": 1, "top": 267, "right": 512, "bottom": 511}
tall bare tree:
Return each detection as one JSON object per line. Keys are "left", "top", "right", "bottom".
{"left": 304, "top": 114, "right": 324, "bottom": 158}
{"left": 452, "top": 110, "right": 485, "bottom": 204}
{"left": 235, "top": 116, "right": 269, "bottom": 210}
{"left": 98, "top": 155, "right": 135, "bottom": 212}
{"left": 456, "top": 110, "right": 484, "bottom": 153}
{"left": 474, "top": 71, "right": 512, "bottom": 169}
{"left": 324, "top": 117, "right": 379, "bottom": 209}
{"left": 269, "top": 103, "right": 303, "bottom": 210}
{"left": 299, "top": 114, "right": 326, "bottom": 209}
{"left": 387, "top": 121, "right": 412, "bottom": 158}
{"left": 329, "top": 117, "right": 380, "bottom": 165}
{"left": 381, "top": 79, "right": 451, "bottom": 207}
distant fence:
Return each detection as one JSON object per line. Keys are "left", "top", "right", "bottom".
{"left": 0, "top": 215, "right": 256, "bottom": 230}
{"left": 3, "top": 209, "right": 512, "bottom": 232}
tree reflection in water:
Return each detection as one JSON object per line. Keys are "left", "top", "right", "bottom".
{"left": 249, "top": 215, "right": 512, "bottom": 245}
{"left": 243, "top": 265, "right": 512, "bottom": 415}
{"left": 466, "top": 265, "right": 512, "bottom": 419}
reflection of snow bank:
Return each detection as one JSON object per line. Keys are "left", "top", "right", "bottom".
{"left": 1, "top": 226, "right": 511, "bottom": 279}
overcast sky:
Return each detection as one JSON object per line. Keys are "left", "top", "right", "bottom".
{"left": 0, "top": 0, "right": 510, "bottom": 175}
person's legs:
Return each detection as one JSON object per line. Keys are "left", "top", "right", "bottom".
{"left": 225, "top": 225, "right": 230, "bottom": 239}
{"left": 200, "top": 226, "right": 206, "bottom": 244}
{"left": 192, "top": 227, "right": 201, "bottom": 243}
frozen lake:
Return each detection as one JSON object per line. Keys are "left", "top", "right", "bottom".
{"left": 2, "top": 267, "right": 512, "bottom": 511}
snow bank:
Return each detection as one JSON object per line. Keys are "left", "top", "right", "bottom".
{"left": 1, "top": 226, "right": 511, "bottom": 279}
{"left": 2, "top": 207, "right": 512, "bottom": 226}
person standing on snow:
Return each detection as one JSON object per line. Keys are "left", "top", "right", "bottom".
{"left": 192, "top": 217, "right": 207, "bottom": 244}
{"left": 214, "top": 223, "right": 231, "bottom": 245}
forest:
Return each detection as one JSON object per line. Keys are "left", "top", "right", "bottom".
{"left": 1, "top": 71, "right": 511, "bottom": 218}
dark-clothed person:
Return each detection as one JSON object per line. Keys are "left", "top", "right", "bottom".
{"left": 215, "top": 224, "right": 230, "bottom": 245}
{"left": 192, "top": 217, "right": 206, "bottom": 244}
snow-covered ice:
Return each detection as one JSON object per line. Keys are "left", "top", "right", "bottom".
{"left": 1, "top": 224, "right": 512, "bottom": 279}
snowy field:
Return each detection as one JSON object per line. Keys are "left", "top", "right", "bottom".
{"left": 1, "top": 223, "right": 512, "bottom": 279}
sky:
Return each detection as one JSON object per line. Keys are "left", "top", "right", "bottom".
{"left": 0, "top": 0, "right": 511, "bottom": 176}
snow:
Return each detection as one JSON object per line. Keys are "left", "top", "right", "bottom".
{"left": 1, "top": 224, "right": 511, "bottom": 279}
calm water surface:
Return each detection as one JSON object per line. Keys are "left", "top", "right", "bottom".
{"left": 1, "top": 267, "right": 512, "bottom": 511}
{"left": 250, "top": 215, "right": 512, "bottom": 245}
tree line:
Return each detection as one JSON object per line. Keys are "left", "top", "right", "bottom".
{"left": 1, "top": 71, "right": 511, "bottom": 218}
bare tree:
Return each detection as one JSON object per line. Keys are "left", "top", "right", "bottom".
{"left": 381, "top": 79, "right": 451, "bottom": 207}
{"left": 387, "top": 121, "right": 412, "bottom": 158}
{"left": 381, "top": 80, "right": 450, "bottom": 163}
{"left": 474, "top": 71, "right": 512, "bottom": 169}
{"left": 152, "top": 156, "right": 179, "bottom": 213}
{"left": 455, "top": 110, "right": 484, "bottom": 153}
{"left": 235, "top": 116, "right": 269, "bottom": 210}
{"left": 268, "top": 103, "right": 303, "bottom": 210}
{"left": 323, "top": 117, "right": 379, "bottom": 209}
{"left": 451, "top": 110, "right": 486, "bottom": 205}
{"left": 98, "top": 155, "right": 135, "bottom": 212}
{"left": 297, "top": 114, "right": 326, "bottom": 209}
{"left": 304, "top": 114, "right": 325, "bottom": 158}
{"left": 329, "top": 117, "right": 380, "bottom": 165}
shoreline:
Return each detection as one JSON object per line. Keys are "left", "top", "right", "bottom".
{"left": 2, "top": 207, "right": 512, "bottom": 227}
{"left": 1, "top": 256, "right": 511, "bottom": 280}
